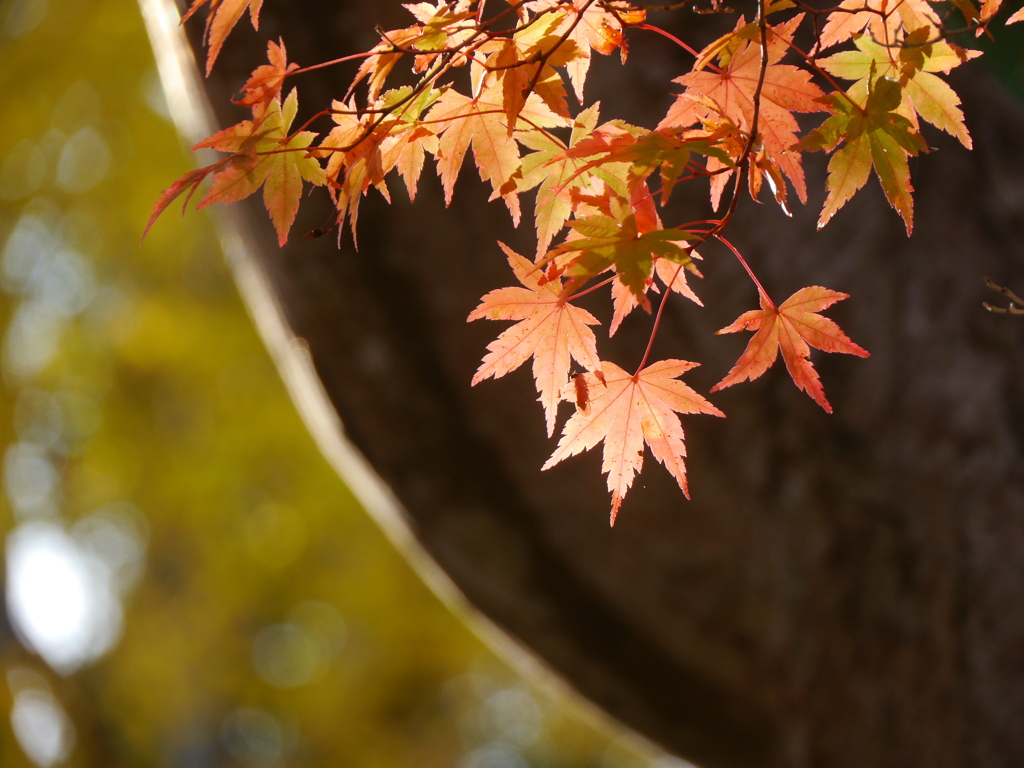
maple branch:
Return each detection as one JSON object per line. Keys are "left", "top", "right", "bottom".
{"left": 165, "top": 0, "right": 1003, "bottom": 518}
{"left": 710, "top": 0, "right": 769, "bottom": 241}
{"left": 636, "top": 22, "right": 717, "bottom": 67}
{"left": 715, "top": 234, "right": 773, "bottom": 308}
{"left": 746, "top": 0, "right": 771, "bottom": 165}
{"left": 565, "top": 275, "right": 617, "bottom": 302}
{"left": 631, "top": 1, "right": 775, "bottom": 374}
{"left": 984, "top": 277, "right": 1024, "bottom": 315}
{"left": 287, "top": 51, "right": 377, "bottom": 77}
{"left": 293, "top": 108, "right": 343, "bottom": 137}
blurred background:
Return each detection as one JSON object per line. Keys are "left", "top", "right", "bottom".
{"left": 0, "top": 0, "right": 691, "bottom": 766}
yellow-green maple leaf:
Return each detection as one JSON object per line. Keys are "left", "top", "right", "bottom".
{"left": 196, "top": 89, "right": 326, "bottom": 245}
{"left": 820, "top": 33, "right": 980, "bottom": 149}
{"left": 800, "top": 76, "right": 926, "bottom": 233}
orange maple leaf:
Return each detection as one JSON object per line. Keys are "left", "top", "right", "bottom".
{"left": 182, "top": 0, "right": 263, "bottom": 76}
{"left": 817, "top": 0, "right": 939, "bottom": 50}
{"left": 320, "top": 86, "right": 442, "bottom": 243}
{"left": 609, "top": 255, "right": 703, "bottom": 336}
{"left": 234, "top": 39, "right": 298, "bottom": 109}
{"left": 518, "top": 103, "right": 604, "bottom": 256}
{"left": 469, "top": 243, "right": 601, "bottom": 437}
{"left": 524, "top": 0, "right": 646, "bottom": 102}
{"left": 711, "top": 286, "right": 869, "bottom": 412}
{"left": 474, "top": 11, "right": 578, "bottom": 132}
{"left": 427, "top": 88, "right": 569, "bottom": 225}
{"left": 543, "top": 359, "right": 723, "bottom": 524}
{"left": 145, "top": 166, "right": 216, "bottom": 241}
{"left": 658, "top": 15, "right": 825, "bottom": 207}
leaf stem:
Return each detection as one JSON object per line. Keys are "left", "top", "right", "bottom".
{"left": 715, "top": 234, "right": 774, "bottom": 308}
{"left": 566, "top": 275, "right": 616, "bottom": 301}
{"left": 288, "top": 51, "right": 376, "bottom": 77}
{"left": 634, "top": 260, "right": 684, "bottom": 373}
{"left": 635, "top": 23, "right": 712, "bottom": 65}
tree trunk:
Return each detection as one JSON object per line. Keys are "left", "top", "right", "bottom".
{"left": 145, "top": 1, "right": 1024, "bottom": 765}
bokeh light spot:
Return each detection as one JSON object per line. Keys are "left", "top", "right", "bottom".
{"left": 56, "top": 127, "right": 111, "bottom": 193}
{"left": 252, "top": 623, "right": 323, "bottom": 689}
{"left": 4, "top": 441, "right": 59, "bottom": 518}
{"left": 5, "top": 521, "right": 123, "bottom": 673}
{"left": 460, "top": 742, "right": 529, "bottom": 768}
{"left": 1, "top": 0, "right": 48, "bottom": 38}
{"left": 9, "top": 687, "right": 75, "bottom": 767}
{"left": 221, "top": 707, "right": 286, "bottom": 768}
{"left": 0, "top": 139, "right": 47, "bottom": 200}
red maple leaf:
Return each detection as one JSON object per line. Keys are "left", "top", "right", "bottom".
{"left": 711, "top": 286, "right": 869, "bottom": 412}
{"left": 543, "top": 359, "right": 723, "bottom": 524}
{"left": 469, "top": 242, "right": 601, "bottom": 436}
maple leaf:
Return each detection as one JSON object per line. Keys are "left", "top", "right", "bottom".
{"left": 182, "top": 0, "right": 264, "bottom": 76}
{"left": 351, "top": 27, "right": 426, "bottom": 105}
{"left": 658, "top": 15, "right": 825, "bottom": 207}
{"left": 817, "top": 0, "right": 939, "bottom": 50}
{"left": 196, "top": 89, "right": 326, "bottom": 245}
{"left": 475, "top": 11, "right": 579, "bottom": 132}
{"left": 524, "top": 0, "right": 646, "bottom": 102}
{"left": 551, "top": 206, "right": 696, "bottom": 306}
{"left": 712, "top": 286, "right": 869, "bottom": 413}
{"left": 378, "top": 89, "right": 444, "bottom": 202}
{"left": 819, "top": 32, "right": 980, "bottom": 149}
{"left": 1009, "top": 5, "right": 1024, "bottom": 23}
{"left": 319, "top": 86, "right": 444, "bottom": 243}
{"left": 403, "top": 0, "right": 475, "bottom": 45}
{"left": 427, "top": 87, "right": 569, "bottom": 225}
{"left": 609, "top": 255, "right": 703, "bottom": 336}
{"left": 144, "top": 166, "right": 216, "bottom": 241}
{"left": 319, "top": 101, "right": 379, "bottom": 242}
{"left": 543, "top": 359, "right": 723, "bottom": 524}
{"left": 557, "top": 122, "right": 733, "bottom": 206}
{"left": 517, "top": 103, "right": 615, "bottom": 256}
{"left": 801, "top": 75, "right": 926, "bottom": 233}
{"left": 469, "top": 243, "right": 601, "bottom": 437}
{"left": 234, "top": 39, "right": 298, "bottom": 109}
{"left": 345, "top": 2, "right": 476, "bottom": 104}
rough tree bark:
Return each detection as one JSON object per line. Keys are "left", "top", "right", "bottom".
{"left": 145, "top": 1, "right": 1024, "bottom": 766}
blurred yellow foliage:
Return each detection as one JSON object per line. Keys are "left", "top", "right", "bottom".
{"left": 0, "top": 1, "right": 652, "bottom": 767}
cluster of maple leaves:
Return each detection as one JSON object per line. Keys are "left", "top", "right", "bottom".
{"left": 150, "top": 0, "right": 1023, "bottom": 523}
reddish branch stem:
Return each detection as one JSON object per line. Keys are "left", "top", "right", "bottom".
{"left": 636, "top": 22, "right": 711, "bottom": 64}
